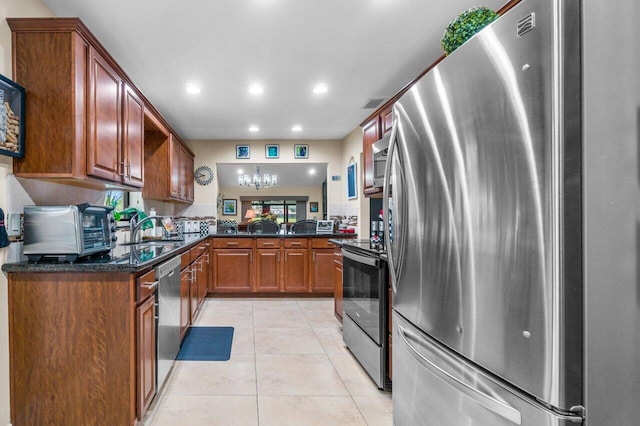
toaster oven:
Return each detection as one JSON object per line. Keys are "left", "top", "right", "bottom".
{"left": 23, "top": 204, "right": 116, "bottom": 262}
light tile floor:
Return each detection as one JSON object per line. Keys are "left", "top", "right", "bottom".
{"left": 144, "top": 298, "right": 392, "bottom": 426}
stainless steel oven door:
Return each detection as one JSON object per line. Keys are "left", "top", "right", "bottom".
{"left": 342, "top": 248, "right": 386, "bottom": 345}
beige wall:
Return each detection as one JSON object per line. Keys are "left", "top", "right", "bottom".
{"left": 0, "top": 1, "right": 55, "bottom": 423}
{"left": 185, "top": 138, "right": 346, "bottom": 216}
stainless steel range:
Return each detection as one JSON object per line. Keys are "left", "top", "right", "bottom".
{"left": 341, "top": 241, "right": 390, "bottom": 390}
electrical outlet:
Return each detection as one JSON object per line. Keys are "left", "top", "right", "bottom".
{"left": 7, "top": 213, "right": 22, "bottom": 238}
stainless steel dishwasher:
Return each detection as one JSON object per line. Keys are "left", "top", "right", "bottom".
{"left": 155, "top": 256, "right": 182, "bottom": 390}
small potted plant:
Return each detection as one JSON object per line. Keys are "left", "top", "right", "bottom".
{"left": 441, "top": 6, "right": 499, "bottom": 55}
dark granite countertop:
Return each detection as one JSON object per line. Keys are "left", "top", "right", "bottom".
{"left": 332, "top": 238, "right": 387, "bottom": 257}
{"left": 213, "top": 232, "right": 354, "bottom": 238}
{"left": 2, "top": 233, "right": 358, "bottom": 274}
{"left": 1, "top": 234, "right": 209, "bottom": 274}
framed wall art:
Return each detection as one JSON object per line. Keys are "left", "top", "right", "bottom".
{"left": 310, "top": 202, "right": 319, "bottom": 213}
{"left": 265, "top": 144, "right": 279, "bottom": 159}
{"left": 222, "top": 199, "right": 237, "bottom": 215}
{"left": 347, "top": 162, "right": 357, "bottom": 200}
{"left": 294, "top": 144, "right": 309, "bottom": 159}
{"left": 236, "top": 145, "right": 250, "bottom": 159}
{"left": 0, "top": 74, "right": 26, "bottom": 158}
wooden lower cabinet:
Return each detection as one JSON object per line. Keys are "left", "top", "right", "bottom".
{"left": 311, "top": 248, "right": 336, "bottom": 292}
{"left": 7, "top": 272, "right": 138, "bottom": 425}
{"left": 136, "top": 294, "right": 156, "bottom": 420}
{"left": 282, "top": 249, "right": 308, "bottom": 291}
{"left": 180, "top": 266, "right": 192, "bottom": 340}
{"left": 334, "top": 248, "right": 344, "bottom": 321}
{"left": 255, "top": 249, "right": 281, "bottom": 291}
{"left": 212, "top": 249, "right": 253, "bottom": 291}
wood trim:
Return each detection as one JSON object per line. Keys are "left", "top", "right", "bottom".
{"left": 359, "top": 0, "right": 524, "bottom": 126}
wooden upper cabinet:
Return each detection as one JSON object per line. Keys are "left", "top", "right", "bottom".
{"left": 87, "top": 46, "right": 122, "bottom": 182}
{"left": 7, "top": 18, "right": 180, "bottom": 191}
{"left": 381, "top": 105, "right": 393, "bottom": 135}
{"left": 142, "top": 111, "right": 194, "bottom": 204}
{"left": 362, "top": 117, "right": 381, "bottom": 194}
{"left": 170, "top": 136, "right": 181, "bottom": 199}
{"left": 122, "top": 83, "right": 145, "bottom": 187}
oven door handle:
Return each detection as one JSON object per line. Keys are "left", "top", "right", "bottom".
{"left": 342, "top": 248, "right": 379, "bottom": 267}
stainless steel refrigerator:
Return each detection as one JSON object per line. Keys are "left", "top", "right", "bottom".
{"left": 383, "top": 0, "right": 585, "bottom": 424}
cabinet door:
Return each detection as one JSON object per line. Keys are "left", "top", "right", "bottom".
{"left": 180, "top": 267, "right": 191, "bottom": 340}
{"left": 381, "top": 105, "right": 394, "bottom": 135}
{"left": 181, "top": 146, "right": 194, "bottom": 202}
{"left": 212, "top": 249, "right": 253, "bottom": 292}
{"left": 122, "top": 83, "right": 144, "bottom": 187}
{"left": 334, "top": 257, "right": 343, "bottom": 322}
{"left": 169, "top": 136, "right": 181, "bottom": 199}
{"left": 190, "top": 261, "right": 199, "bottom": 320}
{"left": 255, "top": 249, "right": 281, "bottom": 292}
{"left": 136, "top": 295, "right": 156, "bottom": 420}
{"left": 87, "top": 46, "right": 122, "bottom": 182}
{"left": 362, "top": 117, "right": 380, "bottom": 192}
{"left": 311, "top": 249, "right": 336, "bottom": 292}
{"left": 282, "top": 249, "right": 308, "bottom": 292}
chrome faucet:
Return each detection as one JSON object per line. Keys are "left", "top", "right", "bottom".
{"left": 129, "top": 213, "right": 165, "bottom": 244}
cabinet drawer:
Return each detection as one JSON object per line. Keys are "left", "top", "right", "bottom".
{"left": 190, "top": 242, "right": 209, "bottom": 262}
{"left": 137, "top": 269, "right": 157, "bottom": 303}
{"left": 310, "top": 238, "right": 334, "bottom": 249}
{"left": 256, "top": 238, "right": 281, "bottom": 249}
{"left": 212, "top": 238, "right": 254, "bottom": 249}
{"left": 284, "top": 238, "right": 308, "bottom": 248}
{"left": 180, "top": 251, "right": 191, "bottom": 270}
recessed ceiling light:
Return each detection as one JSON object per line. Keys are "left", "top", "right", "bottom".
{"left": 312, "top": 83, "right": 328, "bottom": 94}
{"left": 309, "top": 168, "right": 316, "bottom": 175}
{"left": 185, "top": 83, "right": 201, "bottom": 94}
{"left": 291, "top": 125, "right": 303, "bottom": 132}
{"left": 248, "top": 84, "right": 264, "bottom": 95}
{"left": 237, "top": 169, "right": 244, "bottom": 175}
{"left": 249, "top": 125, "right": 259, "bottom": 132}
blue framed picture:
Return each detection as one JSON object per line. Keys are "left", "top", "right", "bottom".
{"left": 294, "top": 144, "right": 308, "bottom": 159}
{"left": 222, "top": 199, "right": 237, "bottom": 215}
{"left": 0, "top": 74, "right": 26, "bottom": 158}
{"left": 236, "top": 145, "right": 250, "bottom": 159}
{"left": 265, "top": 144, "right": 279, "bottom": 159}
{"left": 347, "top": 162, "right": 357, "bottom": 200}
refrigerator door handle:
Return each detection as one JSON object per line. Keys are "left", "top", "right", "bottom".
{"left": 383, "top": 116, "right": 399, "bottom": 294}
{"left": 397, "top": 324, "right": 523, "bottom": 425}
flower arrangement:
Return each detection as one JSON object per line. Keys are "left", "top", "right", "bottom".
{"left": 261, "top": 212, "right": 278, "bottom": 222}
{"left": 441, "top": 6, "right": 499, "bottom": 55}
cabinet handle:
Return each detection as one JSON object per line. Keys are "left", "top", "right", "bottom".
{"left": 291, "top": 242, "right": 301, "bottom": 246}
{"left": 198, "top": 246, "right": 206, "bottom": 250}
{"left": 141, "top": 280, "right": 158, "bottom": 291}
{"left": 263, "top": 242, "right": 274, "bottom": 246}
{"left": 126, "top": 161, "right": 131, "bottom": 178}
{"left": 119, "top": 161, "right": 125, "bottom": 176}
{"left": 227, "top": 242, "right": 238, "bottom": 246}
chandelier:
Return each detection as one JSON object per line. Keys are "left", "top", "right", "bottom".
{"left": 238, "top": 165, "right": 277, "bottom": 190}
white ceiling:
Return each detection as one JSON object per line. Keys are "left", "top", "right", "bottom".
{"left": 40, "top": 0, "right": 507, "bottom": 141}
{"left": 217, "top": 163, "right": 327, "bottom": 187}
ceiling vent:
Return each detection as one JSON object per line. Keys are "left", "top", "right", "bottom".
{"left": 362, "top": 98, "right": 386, "bottom": 109}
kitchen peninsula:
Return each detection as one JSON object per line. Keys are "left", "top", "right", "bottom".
{"left": 1, "top": 232, "right": 353, "bottom": 425}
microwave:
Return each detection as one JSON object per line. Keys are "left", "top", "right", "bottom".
{"left": 23, "top": 204, "right": 116, "bottom": 262}
{"left": 372, "top": 133, "right": 391, "bottom": 188}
